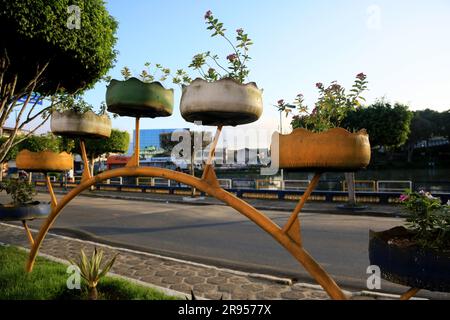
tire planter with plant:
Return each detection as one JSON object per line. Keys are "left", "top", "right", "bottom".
{"left": 51, "top": 110, "right": 112, "bottom": 139}
{"left": 106, "top": 77, "right": 174, "bottom": 118}
{"left": 0, "top": 202, "right": 50, "bottom": 221}
{"left": 271, "top": 128, "right": 371, "bottom": 171}
{"left": 16, "top": 150, "right": 73, "bottom": 172}
{"left": 180, "top": 78, "right": 263, "bottom": 126}
{"left": 369, "top": 227, "right": 450, "bottom": 292}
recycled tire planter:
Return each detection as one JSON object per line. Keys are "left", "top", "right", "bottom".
{"left": 106, "top": 77, "right": 174, "bottom": 118}
{"left": 16, "top": 150, "right": 73, "bottom": 172}
{"left": 51, "top": 110, "right": 111, "bottom": 139}
{"left": 0, "top": 202, "right": 50, "bottom": 221}
{"left": 369, "top": 227, "right": 450, "bottom": 292}
{"left": 180, "top": 78, "right": 263, "bottom": 126}
{"left": 271, "top": 128, "right": 371, "bottom": 171}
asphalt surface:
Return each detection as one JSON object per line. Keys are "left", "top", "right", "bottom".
{"left": 6, "top": 192, "right": 448, "bottom": 299}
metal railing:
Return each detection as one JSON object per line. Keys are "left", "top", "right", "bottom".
{"left": 255, "top": 179, "right": 282, "bottom": 190}
{"left": 282, "top": 180, "right": 311, "bottom": 191}
{"left": 376, "top": 180, "right": 412, "bottom": 192}
{"left": 343, "top": 180, "right": 377, "bottom": 192}
{"left": 218, "top": 179, "right": 232, "bottom": 189}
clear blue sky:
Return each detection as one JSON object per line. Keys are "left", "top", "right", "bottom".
{"left": 20, "top": 0, "right": 450, "bottom": 143}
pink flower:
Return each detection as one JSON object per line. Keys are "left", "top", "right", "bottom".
{"left": 277, "top": 99, "right": 285, "bottom": 106}
{"left": 204, "top": 10, "right": 212, "bottom": 19}
{"left": 227, "top": 53, "right": 238, "bottom": 62}
{"left": 399, "top": 194, "right": 409, "bottom": 202}
{"left": 356, "top": 72, "right": 366, "bottom": 81}
{"left": 236, "top": 28, "right": 244, "bottom": 35}
{"left": 316, "top": 82, "right": 324, "bottom": 89}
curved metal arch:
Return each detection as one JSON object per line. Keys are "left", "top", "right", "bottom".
{"left": 26, "top": 166, "right": 347, "bottom": 300}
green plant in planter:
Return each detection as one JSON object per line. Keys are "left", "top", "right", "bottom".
{"left": 400, "top": 190, "right": 450, "bottom": 251}
{"left": 277, "top": 73, "right": 369, "bottom": 132}
{"left": 275, "top": 74, "right": 369, "bottom": 208}
{"left": 173, "top": 10, "right": 254, "bottom": 86}
{"left": 68, "top": 247, "right": 118, "bottom": 300}
{"left": 0, "top": 178, "right": 35, "bottom": 206}
{"left": 117, "top": 62, "right": 172, "bottom": 84}
{"left": 55, "top": 95, "right": 110, "bottom": 117}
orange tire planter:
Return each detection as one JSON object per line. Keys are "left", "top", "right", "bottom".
{"left": 271, "top": 128, "right": 371, "bottom": 171}
{"left": 16, "top": 150, "right": 73, "bottom": 172}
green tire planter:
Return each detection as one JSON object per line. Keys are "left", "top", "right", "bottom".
{"left": 106, "top": 77, "right": 174, "bottom": 118}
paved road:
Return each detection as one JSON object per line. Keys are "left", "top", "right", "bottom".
{"left": 13, "top": 194, "right": 450, "bottom": 299}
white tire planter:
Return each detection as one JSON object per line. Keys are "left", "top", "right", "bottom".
{"left": 51, "top": 110, "right": 112, "bottom": 139}
{"left": 180, "top": 78, "right": 263, "bottom": 126}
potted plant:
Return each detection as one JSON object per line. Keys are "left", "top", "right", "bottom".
{"left": 51, "top": 96, "right": 112, "bottom": 139}
{"left": 16, "top": 149, "right": 73, "bottom": 173}
{"left": 176, "top": 11, "right": 263, "bottom": 127}
{"left": 369, "top": 190, "right": 450, "bottom": 293}
{"left": 105, "top": 63, "right": 174, "bottom": 118}
{"left": 14, "top": 133, "right": 74, "bottom": 173}
{"left": 272, "top": 73, "right": 371, "bottom": 172}
{"left": 0, "top": 177, "right": 50, "bottom": 221}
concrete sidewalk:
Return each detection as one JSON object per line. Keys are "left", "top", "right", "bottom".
{"left": 0, "top": 222, "right": 406, "bottom": 300}
{"left": 37, "top": 186, "right": 404, "bottom": 218}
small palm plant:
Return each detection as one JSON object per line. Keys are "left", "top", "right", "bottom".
{"left": 69, "top": 247, "right": 118, "bottom": 300}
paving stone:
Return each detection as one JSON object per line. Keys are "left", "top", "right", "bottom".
{"left": 204, "top": 292, "right": 225, "bottom": 300}
{"left": 185, "top": 276, "right": 206, "bottom": 285}
{"left": 207, "top": 277, "right": 228, "bottom": 285}
{"left": 175, "top": 270, "right": 195, "bottom": 277}
{"left": 162, "top": 276, "right": 183, "bottom": 285}
{"left": 256, "top": 291, "right": 280, "bottom": 300}
{"left": 229, "top": 277, "right": 250, "bottom": 285}
{"left": 231, "top": 292, "right": 251, "bottom": 300}
{"left": 192, "top": 283, "right": 216, "bottom": 293}
{"left": 169, "top": 283, "right": 191, "bottom": 293}
{"left": 140, "top": 275, "right": 163, "bottom": 284}
{"left": 197, "top": 269, "right": 217, "bottom": 277}
{"left": 280, "top": 290, "right": 306, "bottom": 300}
{"left": 155, "top": 270, "right": 175, "bottom": 277}
{"left": 218, "top": 284, "right": 237, "bottom": 293}
{"left": 134, "top": 269, "right": 151, "bottom": 277}
{"left": 242, "top": 284, "right": 265, "bottom": 292}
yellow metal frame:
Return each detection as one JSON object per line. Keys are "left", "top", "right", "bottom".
{"left": 25, "top": 119, "right": 351, "bottom": 299}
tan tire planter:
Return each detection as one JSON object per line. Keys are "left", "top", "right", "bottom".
{"left": 271, "top": 128, "right": 371, "bottom": 171}
{"left": 16, "top": 150, "right": 73, "bottom": 172}
{"left": 51, "top": 110, "right": 111, "bottom": 139}
{"left": 180, "top": 78, "right": 263, "bottom": 126}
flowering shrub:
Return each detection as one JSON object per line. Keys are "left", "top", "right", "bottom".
{"left": 277, "top": 73, "right": 368, "bottom": 132}
{"left": 400, "top": 190, "right": 450, "bottom": 251}
{"left": 173, "top": 10, "right": 254, "bottom": 85}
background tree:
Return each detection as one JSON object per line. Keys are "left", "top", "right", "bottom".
{"left": 160, "top": 130, "right": 213, "bottom": 197}
{"left": 0, "top": 0, "right": 118, "bottom": 163}
{"left": 404, "top": 110, "right": 440, "bottom": 162}
{"left": 344, "top": 100, "right": 413, "bottom": 153}
{"left": 70, "top": 129, "right": 130, "bottom": 175}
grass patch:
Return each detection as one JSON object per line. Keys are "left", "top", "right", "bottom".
{"left": 0, "top": 245, "right": 179, "bottom": 300}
